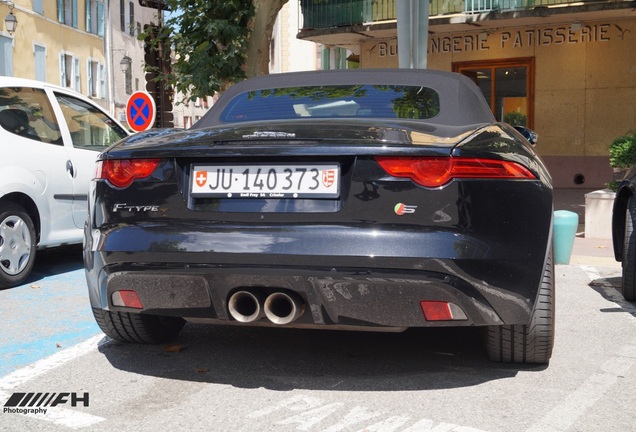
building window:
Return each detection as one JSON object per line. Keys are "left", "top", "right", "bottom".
{"left": 454, "top": 57, "right": 535, "bottom": 128}
{"left": 59, "top": 53, "right": 79, "bottom": 90}
{"left": 120, "top": 0, "right": 126, "bottom": 32}
{"left": 34, "top": 45, "right": 46, "bottom": 82}
{"left": 87, "top": 60, "right": 105, "bottom": 98}
{"left": 0, "top": 36, "right": 13, "bottom": 77}
{"left": 86, "top": 0, "right": 103, "bottom": 35}
{"left": 58, "top": 0, "right": 79, "bottom": 28}
{"left": 124, "top": 68, "right": 132, "bottom": 95}
{"left": 129, "top": 2, "right": 135, "bottom": 36}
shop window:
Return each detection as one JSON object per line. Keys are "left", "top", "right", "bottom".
{"left": 453, "top": 57, "right": 534, "bottom": 128}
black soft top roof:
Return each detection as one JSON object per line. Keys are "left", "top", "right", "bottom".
{"left": 193, "top": 68, "right": 495, "bottom": 129}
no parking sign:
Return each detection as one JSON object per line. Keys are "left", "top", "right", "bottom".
{"left": 125, "top": 91, "right": 156, "bottom": 132}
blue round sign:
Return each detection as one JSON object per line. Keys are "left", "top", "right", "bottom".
{"left": 126, "top": 91, "right": 156, "bottom": 132}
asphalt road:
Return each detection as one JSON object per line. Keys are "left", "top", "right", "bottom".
{"left": 1, "top": 247, "right": 635, "bottom": 432}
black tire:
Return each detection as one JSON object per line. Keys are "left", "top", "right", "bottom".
{"left": 486, "top": 250, "right": 555, "bottom": 364}
{"left": 92, "top": 307, "right": 186, "bottom": 344}
{"left": 0, "top": 204, "right": 37, "bottom": 289}
{"left": 621, "top": 196, "right": 636, "bottom": 301}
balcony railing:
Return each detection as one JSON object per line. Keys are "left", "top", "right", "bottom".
{"left": 299, "top": 0, "right": 610, "bottom": 30}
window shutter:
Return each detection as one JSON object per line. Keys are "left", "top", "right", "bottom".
{"left": 86, "top": 0, "right": 92, "bottom": 33}
{"left": 97, "top": 2, "right": 104, "bottom": 36}
{"left": 87, "top": 60, "right": 93, "bottom": 96}
{"left": 57, "top": 0, "right": 64, "bottom": 23}
{"left": 99, "top": 64, "right": 105, "bottom": 98}
{"left": 59, "top": 52, "right": 65, "bottom": 86}
{"left": 74, "top": 57, "right": 80, "bottom": 92}
{"left": 72, "top": 0, "right": 78, "bottom": 28}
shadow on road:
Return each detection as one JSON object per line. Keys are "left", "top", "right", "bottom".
{"left": 28, "top": 244, "right": 84, "bottom": 281}
{"left": 589, "top": 274, "right": 636, "bottom": 318}
{"left": 98, "top": 324, "right": 541, "bottom": 392}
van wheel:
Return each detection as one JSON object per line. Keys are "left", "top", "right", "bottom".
{"left": 0, "top": 204, "right": 37, "bottom": 289}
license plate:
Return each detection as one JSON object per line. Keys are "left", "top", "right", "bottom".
{"left": 190, "top": 164, "right": 340, "bottom": 198}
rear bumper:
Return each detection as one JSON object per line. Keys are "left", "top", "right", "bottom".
{"left": 84, "top": 243, "right": 545, "bottom": 328}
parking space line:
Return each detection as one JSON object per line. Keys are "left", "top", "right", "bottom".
{"left": 0, "top": 335, "right": 108, "bottom": 429}
{"left": 0, "top": 334, "right": 107, "bottom": 391}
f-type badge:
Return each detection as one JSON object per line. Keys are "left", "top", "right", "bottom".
{"left": 394, "top": 203, "right": 417, "bottom": 215}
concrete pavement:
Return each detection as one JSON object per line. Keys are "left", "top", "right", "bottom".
{"left": 554, "top": 188, "right": 620, "bottom": 268}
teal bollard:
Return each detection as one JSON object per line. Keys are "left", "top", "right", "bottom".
{"left": 553, "top": 210, "right": 579, "bottom": 265}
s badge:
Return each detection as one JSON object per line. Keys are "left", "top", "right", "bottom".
{"left": 394, "top": 203, "right": 417, "bottom": 215}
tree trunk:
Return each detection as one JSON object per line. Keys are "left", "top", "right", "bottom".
{"left": 245, "top": 0, "right": 289, "bottom": 78}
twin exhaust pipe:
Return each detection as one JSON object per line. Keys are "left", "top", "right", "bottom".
{"left": 228, "top": 290, "right": 305, "bottom": 325}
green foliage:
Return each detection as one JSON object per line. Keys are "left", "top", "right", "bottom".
{"left": 607, "top": 180, "right": 620, "bottom": 192}
{"left": 140, "top": 0, "right": 255, "bottom": 101}
{"left": 609, "top": 133, "right": 636, "bottom": 169}
{"left": 503, "top": 111, "right": 526, "bottom": 126}
{"left": 391, "top": 86, "right": 440, "bottom": 119}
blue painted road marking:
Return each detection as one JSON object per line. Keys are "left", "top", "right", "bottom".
{"left": 0, "top": 246, "right": 100, "bottom": 378}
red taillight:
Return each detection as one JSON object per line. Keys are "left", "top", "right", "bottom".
{"left": 96, "top": 159, "right": 161, "bottom": 188}
{"left": 375, "top": 157, "right": 536, "bottom": 187}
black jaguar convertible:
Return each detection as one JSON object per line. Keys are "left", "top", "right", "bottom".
{"left": 84, "top": 69, "right": 554, "bottom": 364}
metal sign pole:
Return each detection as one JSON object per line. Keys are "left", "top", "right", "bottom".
{"left": 397, "top": 0, "right": 429, "bottom": 69}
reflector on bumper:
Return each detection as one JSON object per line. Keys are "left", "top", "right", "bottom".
{"left": 420, "top": 301, "right": 468, "bottom": 321}
{"left": 112, "top": 290, "right": 143, "bottom": 309}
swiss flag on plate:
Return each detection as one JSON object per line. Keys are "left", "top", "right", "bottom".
{"left": 195, "top": 171, "right": 207, "bottom": 187}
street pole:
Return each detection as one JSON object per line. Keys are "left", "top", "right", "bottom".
{"left": 397, "top": 0, "right": 429, "bottom": 69}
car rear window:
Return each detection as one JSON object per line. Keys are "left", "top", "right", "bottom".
{"left": 219, "top": 85, "right": 440, "bottom": 123}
